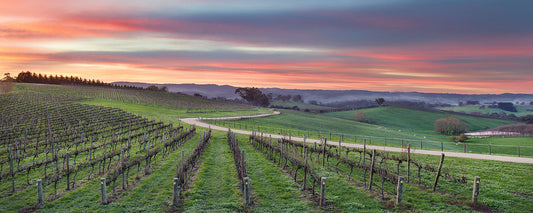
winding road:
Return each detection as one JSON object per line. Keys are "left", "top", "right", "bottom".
{"left": 180, "top": 111, "right": 533, "bottom": 164}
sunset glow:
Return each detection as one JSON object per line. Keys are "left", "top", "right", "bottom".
{"left": 1, "top": 0, "right": 532, "bottom": 94}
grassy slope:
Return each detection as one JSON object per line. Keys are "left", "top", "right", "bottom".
{"left": 326, "top": 107, "right": 517, "bottom": 134}
{"left": 439, "top": 105, "right": 533, "bottom": 117}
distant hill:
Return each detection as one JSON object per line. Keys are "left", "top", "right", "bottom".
{"left": 112, "top": 82, "right": 533, "bottom": 106}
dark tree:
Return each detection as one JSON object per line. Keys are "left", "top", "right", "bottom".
{"left": 235, "top": 87, "right": 270, "bottom": 106}
{"left": 498, "top": 102, "right": 517, "bottom": 112}
{"left": 375, "top": 98, "right": 385, "bottom": 106}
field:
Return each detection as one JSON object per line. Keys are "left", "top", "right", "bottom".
{"left": 1, "top": 83, "right": 532, "bottom": 212}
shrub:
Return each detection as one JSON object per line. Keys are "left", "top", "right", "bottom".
{"left": 449, "top": 134, "right": 469, "bottom": 142}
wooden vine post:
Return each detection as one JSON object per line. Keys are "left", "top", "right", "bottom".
{"left": 320, "top": 177, "right": 327, "bottom": 206}
{"left": 37, "top": 179, "right": 44, "bottom": 206}
{"left": 432, "top": 153, "right": 445, "bottom": 191}
{"left": 472, "top": 176, "right": 480, "bottom": 204}
{"left": 101, "top": 177, "right": 107, "bottom": 205}
{"left": 396, "top": 176, "right": 405, "bottom": 205}
{"left": 244, "top": 177, "right": 251, "bottom": 206}
{"left": 368, "top": 149, "right": 376, "bottom": 190}
{"left": 172, "top": 178, "right": 179, "bottom": 206}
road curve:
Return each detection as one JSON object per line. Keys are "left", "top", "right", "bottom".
{"left": 180, "top": 111, "right": 533, "bottom": 164}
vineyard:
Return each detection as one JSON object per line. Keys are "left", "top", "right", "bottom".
{"left": 1, "top": 84, "right": 532, "bottom": 212}
{"left": 0, "top": 91, "right": 197, "bottom": 211}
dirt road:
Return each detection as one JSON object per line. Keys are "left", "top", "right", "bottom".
{"left": 180, "top": 111, "right": 533, "bottom": 164}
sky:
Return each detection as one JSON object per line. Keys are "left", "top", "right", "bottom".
{"left": 1, "top": 0, "right": 532, "bottom": 94}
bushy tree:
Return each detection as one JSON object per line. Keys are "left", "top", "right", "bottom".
{"left": 434, "top": 116, "right": 469, "bottom": 135}
{"left": 235, "top": 87, "right": 270, "bottom": 106}
{"left": 354, "top": 111, "right": 366, "bottom": 122}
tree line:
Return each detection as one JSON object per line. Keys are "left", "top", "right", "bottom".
{"left": 15, "top": 71, "right": 113, "bottom": 87}
{"left": 9, "top": 71, "right": 171, "bottom": 91}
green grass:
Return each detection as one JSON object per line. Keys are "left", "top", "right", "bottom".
{"left": 183, "top": 131, "right": 243, "bottom": 212}
{"left": 234, "top": 134, "right": 320, "bottom": 212}
{"left": 439, "top": 105, "right": 533, "bottom": 117}
{"left": 465, "top": 137, "right": 533, "bottom": 157}
{"left": 326, "top": 107, "right": 517, "bottom": 134}
{"left": 410, "top": 153, "right": 533, "bottom": 212}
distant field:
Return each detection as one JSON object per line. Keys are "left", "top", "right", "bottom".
{"left": 439, "top": 105, "right": 533, "bottom": 117}
{"left": 326, "top": 107, "right": 518, "bottom": 134}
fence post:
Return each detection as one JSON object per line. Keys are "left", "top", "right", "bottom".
{"left": 396, "top": 176, "right": 404, "bottom": 205}
{"left": 320, "top": 177, "right": 327, "bottom": 206}
{"left": 244, "top": 177, "right": 251, "bottom": 206}
{"left": 464, "top": 143, "right": 466, "bottom": 153}
{"left": 441, "top": 142, "right": 443, "bottom": 152}
{"left": 368, "top": 149, "right": 376, "bottom": 190}
{"left": 489, "top": 144, "right": 491, "bottom": 155}
{"left": 101, "top": 177, "right": 107, "bottom": 204}
{"left": 420, "top": 140, "right": 422, "bottom": 150}
{"left": 322, "top": 138, "right": 327, "bottom": 167}
{"left": 472, "top": 176, "right": 480, "bottom": 204}
{"left": 37, "top": 179, "right": 44, "bottom": 206}
{"left": 173, "top": 178, "right": 179, "bottom": 206}
{"left": 518, "top": 145, "right": 520, "bottom": 157}
{"left": 407, "top": 144, "right": 411, "bottom": 183}
{"left": 432, "top": 153, "right": 445, "bottom": 191}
